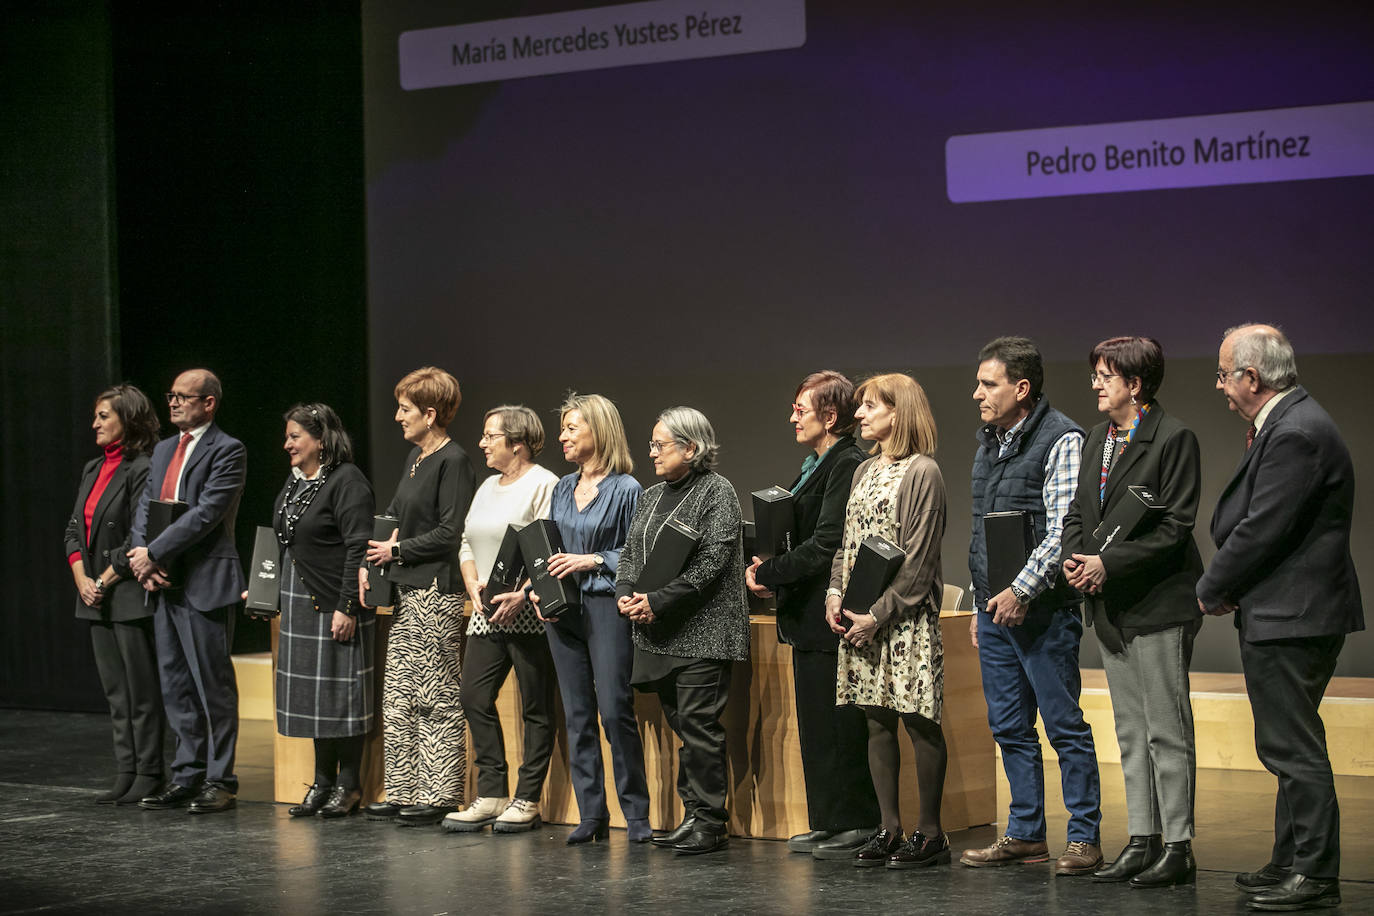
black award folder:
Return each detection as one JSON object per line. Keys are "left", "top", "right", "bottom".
{"left": 636, "top": 518, "right": 701, "bottom": 593}
{"left": 750, "top": 485, "right": 795, "bottom": 558}
{"left": 984, "top": 510, "right": 1034, "bottom": 595}
{"left": 146, "top": 498, "right": 189, "bottom": 587}
{"left": 366, "top": 514, "right": 399, "bottom": 608}
{"left": 740, "top": 521, "right": 771, "bottom": 614}
{"left": 483, "top": 523, "right": 526, "bottom": 614}
{"left": 245, "top": 526, "right": 281, "bottom": 618}
{"left": 839, "top": 535, "right": 904, "bottom": 630}
{"left": 1092, "top": 484, "right": 1167, "bottom": 550}
{"left": 517, "top": 519, "right": 580, "bottom": 620}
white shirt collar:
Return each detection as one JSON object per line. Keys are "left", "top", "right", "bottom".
{"left": 1252, "top": 387, "right": 1294, "bottom": 433}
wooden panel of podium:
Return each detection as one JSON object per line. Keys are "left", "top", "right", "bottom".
{"left": 272, "top": 610, "right": 996, "bottom": 838}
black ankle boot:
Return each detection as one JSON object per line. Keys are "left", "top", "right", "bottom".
{"left": 1093, "top": 835, "right": 1163, "bottom": 882}
{"left": 1130, "top": 840, "right": 1196, "bottom": 888}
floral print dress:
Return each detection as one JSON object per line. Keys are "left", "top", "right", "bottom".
{"left": 835, "top": 456, "right": 944, "bottom": 721}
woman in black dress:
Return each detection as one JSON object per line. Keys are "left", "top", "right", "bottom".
{"left": 64, "top": 384, "right": 164, "bottom": 804}
{"left": 273, "top": 403, "right": 376, "bottom": 818}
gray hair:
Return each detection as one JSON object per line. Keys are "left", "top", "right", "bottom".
{"left": 1225, "top": 324, "right": 1298, "bottom": 391}
{"left": 656, "top": 406, "right": 719, "bottom": 472}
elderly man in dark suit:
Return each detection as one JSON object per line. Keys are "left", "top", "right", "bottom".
{"left": 1197, "top": 324, "right": 1364, "bottom": 912}
{"left": 129, "top": 368, "right": 247, "bottom": 814}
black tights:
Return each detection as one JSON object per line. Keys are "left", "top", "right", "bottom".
{"left": 313, "top": 735, "right": 365, "bottom": 790}
{"left": 865, "top": 707, "right": 947, "bottom": 838}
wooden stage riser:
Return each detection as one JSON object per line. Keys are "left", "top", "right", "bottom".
{"left": 269, "top": 615, "right": 998, "bottom": 839}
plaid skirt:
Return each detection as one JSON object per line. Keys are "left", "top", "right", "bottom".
{"left": 276, "top": 550, "right": 376, "bottom": 738}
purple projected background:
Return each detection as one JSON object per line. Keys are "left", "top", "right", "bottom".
{"left": 363, "top": 2, "right": 1374, "bottom": 675}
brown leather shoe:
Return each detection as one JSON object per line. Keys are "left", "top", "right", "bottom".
{"left": 1055, "top": 841, "right": 1104, "bottom": 876}
{"left": 960, "top": 835, "right": 1050, "bottom": 867}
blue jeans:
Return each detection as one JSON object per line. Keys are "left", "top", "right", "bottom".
{"left": 977, "top": 608, "right": 1100, "bottom": 843}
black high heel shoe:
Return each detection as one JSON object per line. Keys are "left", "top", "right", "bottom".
{"left": 289, "top": 783, "right": 333, "bottom": 817}
{"left": 1094, "top": 835, "right": 1163, "bottom": 882}
{"left": 1130, "top": 841, "right": 1196, "bottom": 888}
{"left": 318, "top": 785, "right": 362, "bottom": 819}
{"left": 566, "top": 819, "right": 610, "bottom": 845}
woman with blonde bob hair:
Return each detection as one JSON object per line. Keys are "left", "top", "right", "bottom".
{"left": 530, "top": 393, "right": 650, "bottom": 844}
{"left": 360, "top": 366, "right": 477, "bottom": 826}
{"left": 825, "top": 373, "right": 950, "bottom": 870}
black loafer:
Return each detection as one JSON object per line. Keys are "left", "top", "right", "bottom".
{"left": 1236, "top": 863, "right": 1289, "bottom": 893}
{"left": 651, "top": 815, "right": 698, "bottom": 847}
{"left": 289, "top": 784, "right": 333, "bottom": 817}
{"left": 1247, "top": 874, "right": 1340, "bottom": 911}
{"left": 188, "top": 784, "right": 236, "bottom": 814}
{"left": 788, "top": 829, "right": 836, "bottom": 853}
{"left": 396, "top": 804, "right": 453, "bottom": 826}
{"left": 318, "top": 786, "right": 362, "bottom": 819}
{"left": 364, "top": 801, "right": 400, "bottom": 820}
{"left": 674, "top": 827, "right": 728, "bottom": 855}
{"left": 813, "top": 827, "right": 880, "bottom": 861}
{"left": 139, "top": 782, "right": 199, "bottom": 810}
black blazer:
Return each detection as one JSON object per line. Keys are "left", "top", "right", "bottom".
{"left": 1195, "top": 386, "right": 1364, "bottom": 642}
{"left": 1063, "top": 404, "right": 1204, "bottom": 632}
{"left": 273, "top": 463, "right": 374, "bottom": 616}
{"left": 65, "top": 452, "right": 152, "bottom": 622}
{"left": 755, "top": 436, "right": 866, "bottom": 652}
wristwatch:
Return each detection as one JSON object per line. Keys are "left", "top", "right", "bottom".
{"left": 826, "top": 587, "right": 843, "bottom": 598}
{"left": 1010, "top": 584, "right": 1031, "bottom": 604}
{"left": 391, "top": 543, "right": 401, "bottom": 562}
{"left": 592, "top": 554, "right": 605, "bottom": 569}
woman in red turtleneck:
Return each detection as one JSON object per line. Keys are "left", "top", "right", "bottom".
{"left": 64, "top": 384, "right": 164, "bottom": 805}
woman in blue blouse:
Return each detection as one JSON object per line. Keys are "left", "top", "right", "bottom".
{"left": 533, "top": 393, "right": 650, "bottom": 844}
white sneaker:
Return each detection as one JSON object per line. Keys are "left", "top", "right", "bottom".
{"left": 492, "top": 798, "right": 542, "bottom": 833}
{"left": 441, "top": 796, "right": 509, "bottom": 832}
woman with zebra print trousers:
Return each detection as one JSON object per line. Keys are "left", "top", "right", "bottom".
{"left": 359, "top": 367, "right": 477, "bottom": 827}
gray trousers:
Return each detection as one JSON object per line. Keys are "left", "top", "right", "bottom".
{"left": 1099, "top": 621, "right": 1198, "bottom": 842}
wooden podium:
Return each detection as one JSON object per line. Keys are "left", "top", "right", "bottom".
{"left": 272, "top": 610, "right": 996, "bottom": 837}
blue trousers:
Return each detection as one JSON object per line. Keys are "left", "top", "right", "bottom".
{"left": 977, "top": 608, "right": 1100, "bottom": 843}
{"left": 544, "top": 593, "right": 649, "bottom": 821}
{"left": 154, "top": 598, "right": 239, "bottom": 790}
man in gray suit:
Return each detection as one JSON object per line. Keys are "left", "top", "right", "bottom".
{"left": 1197, "top": 324, "right": 1364, "bottom": 912}
{"left": 129, "top": 368, "right": 247, "bottom": 814}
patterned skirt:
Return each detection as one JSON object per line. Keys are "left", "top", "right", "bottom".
{"left": 276, "top": 550, "right": 375, "bottom": 738}
{"left": 836, "top": 602, "right": 944, "bottom": 722}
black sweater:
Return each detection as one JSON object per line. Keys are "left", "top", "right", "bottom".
{"left": 384, "top": 441, "right": 476, "bottom": 594}
{"left": 273, "top": 463, "right": 375, "bottom": 615}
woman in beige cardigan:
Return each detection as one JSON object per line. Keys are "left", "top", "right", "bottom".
{"left": 825, "top": 373, "right": 948, "bottom": 871}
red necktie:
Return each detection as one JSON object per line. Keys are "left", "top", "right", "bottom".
{"left": 1246, "top": 425, "right": 1257, "bottom": 450}
{"left": 160, "top": 432, "right": 193, "bottom": 500}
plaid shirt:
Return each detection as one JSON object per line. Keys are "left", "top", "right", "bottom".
{"left": 996, "top": 420, "right": 1084, "bottom": 600}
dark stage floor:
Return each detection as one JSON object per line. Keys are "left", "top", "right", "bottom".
{"left": 1, "top": 710, "right": 1371, "bottom": 915}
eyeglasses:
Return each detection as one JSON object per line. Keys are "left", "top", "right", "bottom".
{"left": 790, "top": 403, "right": 812, "bottom": 418}
{"left": 1216, "top": 368, "right": 1246, "bottom": 383}
{"left": 1088, "top": 372, "right": 1121, "bottom": 387}
{"left": 478, "top": 432, "right": 506, "bottom": 444}
{"left": 165, "top": 392, "right": 205, "bottom": 404}
{"left": 647, "top": 440, "right": 677, "bottom": 455}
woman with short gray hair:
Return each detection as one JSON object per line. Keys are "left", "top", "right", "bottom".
{"left": 617, "top": 407, "right": 747, "bottom": 855}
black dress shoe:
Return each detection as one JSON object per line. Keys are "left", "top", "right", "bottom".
{"left": 1236, "top": 863, "right": 1290, "bottom": 893}
{"left": 1247, "top": 873, "right": 1340, "bottom": 911}
{"left": 1094, "top": 835, "right": 1164, "bottom": 882}
{"left": 674, "top": 827, "right": 728, "bottom": 856}
{"left": 1130, "top": 840, "right": 1195, "bottom": 887}
{"left": 651, "top": 815, "right": 698, "bottom": 847}
{"left": 289, "top": 784, "right": 333, "bottom": 817}
{"left": 364, "top": 801, "right": 400, "bottom": 820}
{"left": 788, "top": 829, "right": 836, "bottom": 853}
{"left": 317, "top": 786, "right": 362, "bottom": 819}
{"left": 813, "top": 827, "right": 880, "bottom": 860}
{"left": 140, "top": 783, "right": 199, "bottom": 810}
{"left": 188, "top": 784, "right": 236, "bottom": 814}
{"left": 97, "top": 774, "right": 136, "bottom": 804}
{"left": 396, "top": 804, "right": 453, "bottom": 826}
{"left": 853, "top": 828, "right": 903, "bottom": 867}
{"left": 887, "top": 831, "right": 951, "bottom": 869}
{"left": 116, "top": 775, "right": 163, "bottom": 806}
